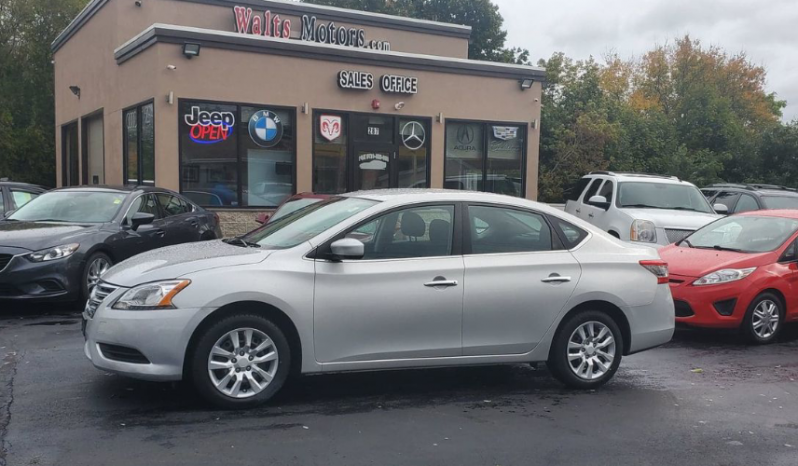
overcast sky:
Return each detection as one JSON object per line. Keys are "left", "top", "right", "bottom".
{"left": 493, "top": 0, "right": 798, "bottom": 121}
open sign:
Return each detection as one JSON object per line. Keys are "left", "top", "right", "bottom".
{"left": 185, "top": 106, "right": 236, "bottom": 144}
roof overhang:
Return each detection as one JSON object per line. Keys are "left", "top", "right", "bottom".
{"left": 53, "top": 0, "right": 472, "bottom": 53}
{"left": 114, "top": 24, "right": 546, "bottom": 81}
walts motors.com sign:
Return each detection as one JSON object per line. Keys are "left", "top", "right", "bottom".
{"left": 233, "top": 6, "right": 392, "bottom": 51}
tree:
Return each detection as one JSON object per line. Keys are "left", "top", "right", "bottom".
{"left": 301, "top": 0, "right": 528, "bottom": 63}
{"left": 0, "top": 0, "right": 85, "bottom": 186}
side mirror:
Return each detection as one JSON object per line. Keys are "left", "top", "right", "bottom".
{"left": 130, "top": 212, "right": 155, "bottom": 231}
{"left": 255, "top": 213, "right": 271, "bottom": 225}
{"left": 713, "top": 204, "right": 729, "bottom": 215}
{"left": 330, "top": 238, "right": 365, "bottom": 261}
{"left": 588, "top": 195, "right": 610, "bottom": 209}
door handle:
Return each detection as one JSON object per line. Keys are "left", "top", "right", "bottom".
{"left": 541, "top": 275, "right": 571, "bottom": 284}
{"left": 588, "top": 213, "right": 594, "bottom": 218}
{"left": 424, "top": 279, "right": 459, "bottom": 288}
{"left": 575, "top": 209, "right": 581, "bottom": 214}
{"left": 155, "top": 229, "right": 165, "bottom": 237}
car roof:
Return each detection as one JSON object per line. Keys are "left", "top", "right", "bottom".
{"left": 341, "top": 189, "right": 564, "bottom": 213}
{"left": 0, "top": 181, "right": 49, "bottom": 191}
{"left": 737, "top": 209, "right": 798, "bottom": 219}
{"left": 51, "top": 185, "right": 175, "bottom": 194}
{"left": 585, "top": 172, "right": 692, "bottom": 186}
{"left": 703, "top": 184, "right": 798, "bottom": 197}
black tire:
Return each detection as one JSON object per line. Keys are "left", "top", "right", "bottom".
{"left": 741, "top": 292, "right": 784, "bottom": 345}
{"left": 80, "top": 252, "right": 113, "bottom": 303}
{"left": 547, "top": 310, "right": 624, "bottom": 389}
{"left": 189, "top": 313, "right": 291, "bottom": 409}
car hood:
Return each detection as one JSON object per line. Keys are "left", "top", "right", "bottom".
{"left": 659, "top": 244, "right": 773, "bottom": 278}
{"left": 102, "top": 240, "right": 272, "bottom": 287}
{"left": 622, "top": 209, "right": 721, "bottom": 230}
{"left": 0, "top": 221, "right": 101, "bottom": 252}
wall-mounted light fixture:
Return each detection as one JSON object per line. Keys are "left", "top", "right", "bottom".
{"left": 520, "top": 78, "right": 535, "bottom": 91}
{"left": 166, "top": 64, "right": 177, "bottom": 71}
{"left": 530, "top": 119, "right": 538, "bottom": 129}
{"left": 69, "top": 86, "right": 81, "bottom": 99}
{"left": 302, "top": 103, "right": 309, "bottom": 114}
{"left": 135, "top": 0, "right": 142, "bottom": 6}
{"left": 166, "top": 91, "right": 174, "bottom": 105}
{"left": 394, "top": 102, "right": 405, "bottom": 111}
{"left": 437, "top": 112, "right": 444, "bottom": 123}
{"left": 183, "top": 43, "right": 201, "bottom": 59}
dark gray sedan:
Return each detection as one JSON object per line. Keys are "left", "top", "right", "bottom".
{"left": 0, "top": 186, "right": 222, "bottom": 303}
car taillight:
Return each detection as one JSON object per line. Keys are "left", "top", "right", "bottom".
{"left": 640, "top": 260, "right": 668, "bottom": 284}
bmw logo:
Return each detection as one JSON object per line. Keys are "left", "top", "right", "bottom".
{"left": 248, "top": 110, "right": 283, "bottom": 148}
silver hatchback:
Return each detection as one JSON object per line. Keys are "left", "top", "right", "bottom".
{"left": 83, "top": 190, "right": 674, "bottom": 409}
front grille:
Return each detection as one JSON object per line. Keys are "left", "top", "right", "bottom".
{"left": 0, "top": 254, "right": 12, "bottom": 272}
{"left": 674, "top": 300, "right": 695, "bottom": 318}
{"left": 85, "top": 282, "right": 119, "bottom": 318}
{"left": 38, "top": 280, "right": 64, "bottom": 292}
{"left": 665, "top": 229, "right": 694, "bottom": 244}
{"left": 98, "top": 343, "right": 150, "bottom": 364}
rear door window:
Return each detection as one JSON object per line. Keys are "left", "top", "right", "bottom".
{"left": 467, "top": 205, "right": 553, "bottom": 254}
{"left": 597, "top": 180, "right": 614, "bottom": 203}
{"left": 156, "top": 193, "right": 191, "bottom": 217}
{"left": 126, "top": 194, "right": 162, "bottom": 225}
{"left": 551, "top": 217, "right": 588, "bottom": 249}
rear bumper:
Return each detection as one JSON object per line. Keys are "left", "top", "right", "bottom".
{"left": 626, "top": 284, "right": 675, "bottom": 354}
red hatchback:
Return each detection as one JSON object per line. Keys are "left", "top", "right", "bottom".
{"left": 660, "top": 210, "right": 798, "bottom": 344}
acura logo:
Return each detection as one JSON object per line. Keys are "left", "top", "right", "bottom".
{"left": 401, "top": 121, "right": 426, "bottom": 151}
{"left": 457, "top": 125, "right": 475, "bottom": 145}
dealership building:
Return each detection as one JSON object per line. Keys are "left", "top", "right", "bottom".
{"left": 53, "top": 0, "right": 545, "bottom": 232}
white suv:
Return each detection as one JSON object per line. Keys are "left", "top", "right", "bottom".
{"left": 565, "top": 172, "right": 721, "bottom": 246}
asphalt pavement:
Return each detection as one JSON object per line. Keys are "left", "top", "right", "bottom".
{"left": 0, "top": 305, "right": 796, "bottom": 466}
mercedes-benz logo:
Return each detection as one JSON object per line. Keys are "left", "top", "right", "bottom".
{"left": 401, "top": 121, "right": 426, "bottom": 151}
{"left": 457, "top": 125, "right": 475, "bottom": 145}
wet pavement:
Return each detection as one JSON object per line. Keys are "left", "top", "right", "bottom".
{"left": 0, "top": 307, "right": 796, "bottom": 466}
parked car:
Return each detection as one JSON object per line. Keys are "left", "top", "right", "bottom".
{"left": 83, "top": 190, "right": 674, "bottom": 409}
{"left": 0, "top": 180, "right": 48, "bottom": 217}
{"left": 0, "top": 186, "right": 222, "bottom": 303}
{"left": 661, "top": 210, "right": 798, "bottom": 343}
{"left": 254, "top": 192, "right": 331, "bottom": 226}
{"left": 565, "top": 172, "right": 721, "bottom": 246}
{"left": 702, "top": 183, "right": 798, "bottom": 214}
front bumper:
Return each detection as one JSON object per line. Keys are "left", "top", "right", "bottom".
{"left": 669, "top": 274, "right": 751, "bottom": 328}
{"left": 0, "top": 250, "right": 82, "bottom": 301}
{"left": 83, "top": 294, "right": 204, "bottom": 382}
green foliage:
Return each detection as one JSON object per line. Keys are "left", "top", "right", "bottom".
{"left": 0, "top": 0, "right": 85, "bottom": 186}
{"left": 538, "top": 36, "right": 790, "bottom": 202}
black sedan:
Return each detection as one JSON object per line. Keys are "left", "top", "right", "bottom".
{"left": 0, "top": 186, "right": 222, "bottom": 303}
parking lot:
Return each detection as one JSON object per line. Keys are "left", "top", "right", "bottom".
{"left": 0, "top": 307, "right": 795, "bottom": 466}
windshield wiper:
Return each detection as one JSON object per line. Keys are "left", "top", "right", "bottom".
{"left": 223, "top": 237, "right": 261, "bottom": 248}
{"left": 669, "top": 207, "right": 705, "bottom": 213}
{"left": 678, "top": 238, "right": 694, "bottom": 248}
{"left": 712, "top": 245, "right": 744, "bottom": 252}
{"left": 620, "top": 204, "right": 666, "bottom": 209}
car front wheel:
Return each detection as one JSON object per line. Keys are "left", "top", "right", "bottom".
{"left": 190, "top": 313, "right": 290, "bottom": 409}
{"left": 742, "top": 293, "right": 783, "bottom": 345}
{"left": 547, "top": 310, "right": 624, "bottom": 389}
{"left": 81, "top": 252, "right": 112, "bottom": 302}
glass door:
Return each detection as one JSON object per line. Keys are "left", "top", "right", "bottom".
{"left": 352, "top": 143, "right": 394, "bottom": 191}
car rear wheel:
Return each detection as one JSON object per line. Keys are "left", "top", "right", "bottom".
{"left": 547, "top": 310, "right": 624, "bottom": 389}
{"left": 742, "top": 293, "right": 783, "bottom": 345}
{"left": 81, "top": 252, "right": 112, "bottom": 302}
{"left": 190, "top": 313, "right": 290, "bottom": 409}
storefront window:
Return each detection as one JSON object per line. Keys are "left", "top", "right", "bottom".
{"left": 445, "top": 121, "right": 525, "bottom": 197}
{"left": 179, "top": 100, "right": 295, "bottom": 208}
{"left": 123, "top": 102, "right": 155, "bottom": 186}
{"left": 398, "top": 119, "right": 428, "bottom": 188}
{"left": 313, "top": 113, "right": 348, "bottom": 194}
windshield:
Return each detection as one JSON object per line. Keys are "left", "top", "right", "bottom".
{"left": 271, "top": 198, "right": 325, "bottom": 222}
{"left": 686, "top": 215, "right": 798, "bottom": 253}
{"left": 242, "top": 197, "right": 379, "bottom": 249}
{"left": 7, "top": 191, "right": 127, "bottom": 223}
{"left": 618, "top": 182, "right": 713, "bottom": 213}
{"left": 762, "top": 196, "right": 798, "bottom": 210}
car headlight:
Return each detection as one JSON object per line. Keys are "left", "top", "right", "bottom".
{"left": 630, "top": 220, "right": 657, "bottom": 243}
{"left": 112, "top": 280, "right": 191, "bottom": 310}
{"left": 693, "top": 268, "right": 756, "bottom": 286}
{"left": 26, "top": 243, "right": 80, "bottom": 262}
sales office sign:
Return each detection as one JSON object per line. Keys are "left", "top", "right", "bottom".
{"left": 339, "top": 70, "right": 419, "bottom": 94}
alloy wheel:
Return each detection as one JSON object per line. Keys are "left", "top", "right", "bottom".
{"left": 752, "top": 299, "right": 779, "bottom": 340}
{"left": 567, "top": 321, "right": 616, "bottom": 381}
{"left": 207, "top": 328, "right": 279, "bottom": 399}
{"left": 86, "top": 257, "right": 110, "bottom": 291}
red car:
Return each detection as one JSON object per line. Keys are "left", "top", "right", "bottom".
{"left": 660, "top": 210, "right": 798, "bottom": 344}
{"left": 255, "top": 192, "right": 331, "bottom": 225}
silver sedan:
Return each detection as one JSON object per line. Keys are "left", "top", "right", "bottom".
{"left": 83, "top": 190, "right": 675, "bottom": 409}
